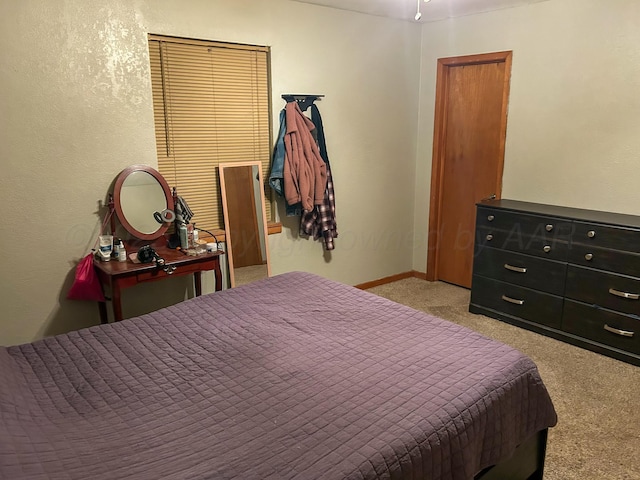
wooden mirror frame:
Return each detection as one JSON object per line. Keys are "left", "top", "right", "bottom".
{"left": 113, "top": 165, "right": 174, "bottom": 241}
{"left": 219, "top": 161, "right": 271, "bottom": 288}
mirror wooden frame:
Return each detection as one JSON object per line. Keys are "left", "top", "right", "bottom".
{"left": 113, "top": 165, "right": 174, "bottom": 241}
{"left": 219, "top": 161, "right": 271, "bottom": 288}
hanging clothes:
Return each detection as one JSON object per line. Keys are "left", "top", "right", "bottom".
{"left": 300, "top": 104, "right": 338, "bottom": 250}
{"left": 268, "top": 109, "right": 286, "bottom": 197}
{"left": 268, "top": 99, "right": 338, "bottom": 250}
{"left": 283, "top": 101, "right": 327, "bottom": 212}
{"left": 269, "top": 109, "right": 302, "bottom": 216}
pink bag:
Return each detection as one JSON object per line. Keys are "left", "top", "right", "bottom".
{"left": 67, "top": 211, "right": 112, "bottom": 302}
{"left": 67, "top": 253, "right": 105, "bottom": 302}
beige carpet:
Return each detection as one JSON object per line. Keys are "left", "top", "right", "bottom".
{"left": 366, "top": 278, "right": 640, "bottom": 480}
{"left": 234, "top": 264, "right": 268, "bottom": 287}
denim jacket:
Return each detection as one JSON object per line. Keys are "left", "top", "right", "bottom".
{"left": 268, "top": 109, "right": 286, "bottom": 197}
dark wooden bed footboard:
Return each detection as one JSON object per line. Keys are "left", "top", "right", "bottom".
{"left": 475, "top": 429, "right": 549, "bottom": 480}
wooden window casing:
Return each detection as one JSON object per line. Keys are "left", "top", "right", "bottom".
{"left": 148, "top": 34, "right": 271, "bottom": 234}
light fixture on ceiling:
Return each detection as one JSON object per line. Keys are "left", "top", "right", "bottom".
{"left": 415, "top": 0, "right": 431, "bottom": 21}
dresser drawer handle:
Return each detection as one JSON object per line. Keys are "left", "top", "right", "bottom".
{"left": 584, "top": 253, "right": 593, "bottom": 261}
{"left": 608, "top": 288, "right": 639, "bottom": 300}
{"left": 587, "top": 230, "right": 596, "bottom": 238}
{"left": 543, "top": 245, "right": 551, "bottom": 253}
{"left": 604, "top": 324, "right": 635, "bottom": 338}
{"left": 502, "top": 295, "right": 524, "bottom": 305}
{"left": 545, "top": 224, "right": 553, "bottom": 232}
{"left": 504, "top": 264, "right": 527, "bottom": 273}
{"left": 486, "top": 234, "right": 493, "bottom": 241}
{"left": 487, "top": 215, "right": 495, "bottom": 221}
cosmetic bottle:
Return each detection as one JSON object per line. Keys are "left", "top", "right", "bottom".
{"left": 178, "top": 223, "right": 189, "bottom": 250}
{"left": 192, "top": 225, "right": 199, "bottom": 247}
{"left": 112, "top": 237, "right": 120, "bottom": 260}
{"left": 99, "top": 235, "right": 113, "bottom": 262}
{"left": 117, "top": 240, "right": 127, "bottom": 262}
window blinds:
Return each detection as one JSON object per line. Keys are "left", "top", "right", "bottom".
{"left": 148, "top": 35, "right": 271, "bottom": 233}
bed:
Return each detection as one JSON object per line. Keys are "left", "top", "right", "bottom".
{"left": 1, "top": 272, "right": 557, "bottom": 479}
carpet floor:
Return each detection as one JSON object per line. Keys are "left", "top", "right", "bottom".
{"left": 366, "top": 278, "right": 640, "bottom": 480}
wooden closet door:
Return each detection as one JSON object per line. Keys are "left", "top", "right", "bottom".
{"left": 427, "top": 51, "right": 512, "bottom": 288}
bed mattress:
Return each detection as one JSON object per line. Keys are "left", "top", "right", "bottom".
{"left": 0, "top": 272, "right": 557, "bottom": 479}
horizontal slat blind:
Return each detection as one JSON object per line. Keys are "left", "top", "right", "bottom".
{"left": 149, "top": 35, "right": 271, "bottom": 232}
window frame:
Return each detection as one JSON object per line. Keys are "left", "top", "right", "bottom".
{"left": 147, "top": 34, "right": 276, "bottom": 239}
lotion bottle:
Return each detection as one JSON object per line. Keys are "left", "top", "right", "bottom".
{"left": 117, "top": 240, "right": 127, "bottom": 262}
{"left": 178, "top": 222, "right": 189, "bottom": 250}
{"left": 192, "top": 225, "right": 199, "bottom": 247}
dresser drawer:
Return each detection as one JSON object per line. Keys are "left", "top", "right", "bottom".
{"left": 473, "top": 247, "right": 567, "bottom": 295}
{"left": 471, "top": 200, "right": 640, "bottom": 365}
{"left": 568, "top": 245, "right": 640, "bottom": 278}
{"left": 471, "top": 276, "right": 563, "bottom": 329}
{"left": 572, "top": 221, "right": 640, "bottom": 252}
{"left": 476, "top": 226, "right": 569, "bottom": 261}
{"left": 563, "top": 300, "right": 640, "bottom": 355}
{"left": 476, "top": 207, "right": 573, "bottom": 239}
{"left": 565, "top": 265, "right": 640, "bottom": 316}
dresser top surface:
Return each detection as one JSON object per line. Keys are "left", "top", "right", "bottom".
{"left": 478, "top": 199, "right": 640, "bottom": 229}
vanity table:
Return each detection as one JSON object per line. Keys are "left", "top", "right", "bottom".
{"left": 95, "top": 164, "right": 224, "bottom": 323}
{"left": 94, "top": 245, "right": 222, "bottom": 323}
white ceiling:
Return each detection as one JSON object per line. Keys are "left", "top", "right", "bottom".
{"left": 290, "top": 0, "right": 550, "bottom": 22}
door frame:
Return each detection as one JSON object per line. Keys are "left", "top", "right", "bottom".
{"left": 426, "top": 51, "right": 512, "bottom": 281}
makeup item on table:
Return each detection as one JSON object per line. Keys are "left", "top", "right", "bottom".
{"left": 98, "top": 235, "right": 113, "bottom": 262}
{"left": 117, "top": 240, "right": 127, "bottom": 262}
{"left": 178, "top": 223, "right": 189, "bottom": 250}
{"left": 192, "top": 225, "right": 199, "bottom": 247}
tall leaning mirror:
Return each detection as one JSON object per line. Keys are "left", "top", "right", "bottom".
{"left": 219, "top": 161, "right": 271, "bottom": 288}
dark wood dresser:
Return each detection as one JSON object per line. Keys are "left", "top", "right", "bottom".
{"left": 470, "top": 199, "right": 640, "bottom": 366}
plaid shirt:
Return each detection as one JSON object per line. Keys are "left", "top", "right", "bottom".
{"left": 300, "top": 105, "right": 337, "bottom": 250}
{"left": 300, "top": 165, "right": 337, "bottom": 250}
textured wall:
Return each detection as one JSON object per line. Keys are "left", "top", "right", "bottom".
{"left": 413, "top": 0, "right": 640, "bottom": 272}
{"left": 0, "top": 0, "right": 421, "bottom": 345}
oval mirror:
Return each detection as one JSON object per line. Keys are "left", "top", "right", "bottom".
{"left": 113, "top": 165, "right": 174, "bottom": 240}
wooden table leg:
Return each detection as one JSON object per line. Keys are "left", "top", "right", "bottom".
{"left": 194, "top": 271, "right": 202, "bottom": 296}
{"left": 112, "top": 281, "right": 123, "bottom": 322}
{"left": 98, "top": 301, "right": 108, "bottom": 324}
{"left": 214, "top": 258, "right": 222, "bottom": 292}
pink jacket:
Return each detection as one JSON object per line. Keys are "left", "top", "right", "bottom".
{"left": 283, "top": 102, "right": 327, "bottom": 211}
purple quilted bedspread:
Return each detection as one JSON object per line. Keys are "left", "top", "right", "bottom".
{"left": 1, "top": 272, "right": 556, "bottom": 479}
